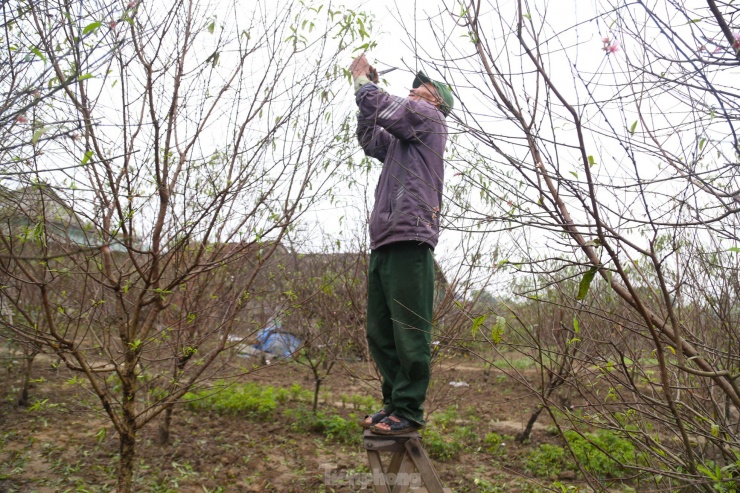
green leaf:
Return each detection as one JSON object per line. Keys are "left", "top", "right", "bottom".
{"left": 573, "top": 318, "right": 580, "bottom": 333}
{"left": 95, "top": 427, "right": 107, "bottom": 443}
{"left": 576, "top": 266, "right": 598, "bottom": 300}
{"left": 78, "top": 73, "right": 94, "bottom": 81}
{"left": 82, "top": 21, "right": 102, "bottom": 35}
{"left": 523, "top": 12, "right": 531, "bottom": 20}
{"left": 31, "top": 127, "right": 47, "bottom": 144}
{"left": 80, "top": 150, "right": 94, "bottom": 166}
{"left": 31, "top": 46, "right": 46, "bottom": 62}
{"left": 729, "top": 247, "right": 740, "bottom": 253}
{"left": 588, "top": 155, "right": 596, "bottom": 167}
{"left": 491, "top": 316, "right": 505, "bottom": 344}
{"left": 569, "top": 171, "right": 579, "bottom": 179}
{"left": 471, "top": 314, "right": 488, "bottom": 337}
{"left": 699, "top": 138, "right": 706, "bottom": 151}
{"left": 208, "top": 21, "right": 215, "bottom": 34}
{"left": 629, "top": 121, "right": 638, "bottom": 135}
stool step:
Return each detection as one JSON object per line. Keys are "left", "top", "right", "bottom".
{"left": 363, "top": 429, "right": 449, "bottom": 493}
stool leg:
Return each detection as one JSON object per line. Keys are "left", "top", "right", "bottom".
{"left": 390, "top": 451, "right": 417, "bottom": 493}
{"left": 367, "top": 449, "right": 391, "bottom": 493}
{"left": 404, "top": 438, "right": 445, "bottom": 493}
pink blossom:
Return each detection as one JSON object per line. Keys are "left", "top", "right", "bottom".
{"left": 15, "top": 115, "right": 28, "bottom": 124}
{"left": 601, "top": 37, "right": 620, "bottom": 54}
{"left": 109, "top": 20, "right": 117, "bottom": 29}
{"left": 733, "top": 32, "right": 740, "bottom": 49}
{"left": 31, "top": 90, "right": 40, "bottom": 99}
{"left": 127, "top": 0, "right": 137, "bottom": 8}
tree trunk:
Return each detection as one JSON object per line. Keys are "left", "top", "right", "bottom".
{"left": 158, "top": 355, "right": 190, "bottom": 445}
{"left": 157, "top": 405, "right": 173, "bottom": 445}
{"left": 117, "top": 423, "right": 137, "bottom": 493}
{"left": 117, "top": 364, "right": 138, "bottom": 493}
{"left": 313, "top": 376, "right": 322, "bottom": 414}
{"left": 16, "top": 352, "right": 36, "bottom": 407}
{"left": 517, "top": 405, "right": 545, "bottom": 443}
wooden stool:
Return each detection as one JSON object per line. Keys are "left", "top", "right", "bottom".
{"left": 363, "top": 428, "right": 452, "bottom": 493}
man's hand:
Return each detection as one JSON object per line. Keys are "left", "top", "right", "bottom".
{"left": 350, "top": 54, "right": 371, "bottom": 80}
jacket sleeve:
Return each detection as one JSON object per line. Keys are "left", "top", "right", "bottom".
{"left": 356, "top": 115, "right": 392, "bottom": 162}
{"left": 355, "top": 83, "right": 438, "bottom": 144}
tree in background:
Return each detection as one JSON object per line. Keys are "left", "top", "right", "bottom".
{"left": 405, "top": 0, "right": 740, "bottom": 490}
{"left": 0, "top": 0, "right": 372, "bottom": 491}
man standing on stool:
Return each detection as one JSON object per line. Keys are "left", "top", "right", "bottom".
{"left": 350, "top": 54, "right": 454, "bottom": 435}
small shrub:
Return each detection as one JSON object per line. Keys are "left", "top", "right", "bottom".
{"left": 184, "top": 382, "right": 281, "bottom": 420}
{"left": 526, "top": 443, "right": 569, "bottom": 478}
{"left": 288, "top": 383, "right": 312, "bottom": 402}
{"left": 323, "top": 414, "right": 361, "bottom": 445}
{"left": 282, "top": 406, "right": 361, "bottom": 445}
{"left": 453, "top": 425, "right": 478, "bottom": 447}
{"left": 349, "top": 394, "right": 378, "bottom": 412}
{"left": 432, "top": 405, "right": 460, "bottom": 430}
{"left": 423, "top": 428, "right": 464, "bottom": 461}
{"left": 564, "top": 429, "right": 636, "bottom": 478}
{"left": 283, "top": 406, "right": 326, "bottom": 433}
{"left": 484, "top": 432, "right": 507, "bottom": 456}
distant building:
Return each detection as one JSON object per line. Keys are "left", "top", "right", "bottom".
{"left": 0, "top": 183, "right": 134, "bottom": 252}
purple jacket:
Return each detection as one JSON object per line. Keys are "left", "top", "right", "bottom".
{"left": 356, "top": 83, "right": 447, "bottom": 250}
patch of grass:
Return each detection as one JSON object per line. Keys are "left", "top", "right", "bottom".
{"left": 492, "top": 357, "right": 534, "bottom": 370}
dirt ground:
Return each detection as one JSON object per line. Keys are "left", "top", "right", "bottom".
{"left": 0, "top": 352, "right": 580, "bottom": 493}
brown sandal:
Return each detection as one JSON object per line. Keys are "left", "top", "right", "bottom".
{"left": 358, "top": 409, "right": 388, "bottom": 429}
{"left": 370, "top": 414, "right": 420, "bottom": 435}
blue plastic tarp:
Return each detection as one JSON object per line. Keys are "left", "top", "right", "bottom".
{"left": 253, "top": 322, "right": 301, "bottom": 357}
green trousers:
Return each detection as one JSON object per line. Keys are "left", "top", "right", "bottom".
{"left": 366, "top": 241, "right": 434, "bottom": 426}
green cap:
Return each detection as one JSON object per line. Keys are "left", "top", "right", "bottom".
{"left": 412, "top": 71, "right": 454, "bottom": 117}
